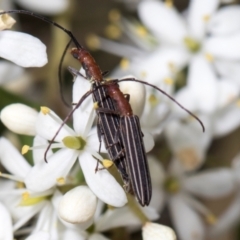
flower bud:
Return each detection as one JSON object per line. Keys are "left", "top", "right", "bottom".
{"left": 142, "top": 222, "right": 176, "bottom": 240}
{"left": 0, "top": 103, "right": 38, "bottom": 135}
{"left": 58, "top": 186, "right": 97, "bottom": 224}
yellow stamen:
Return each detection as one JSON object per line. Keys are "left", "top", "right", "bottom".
{"left": 203, "top": 15, "right": 210, "bottom": 22}
{"left": 168, "top": 62, "right": 176, "bottom": 72}
{"left": 16, "top": 181, "right": 25, "bottom": 189}
{"left": 120, "top": 58, "right": 130, "bottom": 70}
{"left": 164, "top": 77, "right": 174, "bottom": 85}
{"left": 41, "top": 106, "right": 50, "bottom": 115}
{"left": 205, "top": 213, "right": 217, "bottom": 225}
{"left": 135, "top": 25, "right": 148, "bottom": 37}
{"left": 108, "top": 9, "right": 121, "bottom": 22}
{"left": 57, "top": 177, "right": 65, "bottom": 185}
{"left": 93, "top": 102, "right": 99, "bottom": 109}
{"left": 105, "top": 24, "right": 122, "bottom": 39}
{"left": 22, "top": 145, "right": 30, "bottom": 155}
{"left": 22, "top": 191, "right": 30, "bottom": 201}
{"left": 148, "top": 94, "right": 159, "bottom": 107}
{"left": 165, "top": 0, "right": 173, "bottom": 8}
{"left": 102, "top": 159, "right": 114, "bottom": 168}
{"left": 85, "top": 34, "right": 100, "bottom": 51}
{"left": 62, "top": 136, "right": 86, "bottom": 150}
{"left": 140, "top": 71, "right": 147, "bottom": 78}
{"left": 205, "top": 53, "right": 214, "bottom": 62}
{"left": 236, "top": 99, "right": 240, "bottom": 107}
{"left": 0, "top": 12, "right": 16, "bottom": 30}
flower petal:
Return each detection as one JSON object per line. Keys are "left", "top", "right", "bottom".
{"left": 204, "top": 32, "right": 240, "bottom": 60}
{"left": 16, "top": 0, "right": 69, "bottom": 14}
{"left": 187, "top": 0, "right": 220, "bottom": 40}
{"left": 212, "top": 102, "right": 240, "bottom": 137}
{"left": 165, "top": 118, "right": 212, "bottom": 171}
{"left": 0, "top": 61, "right": 23, "bottom": 85}
{"left": 79, "top": 152, "right": 127, "bottom": 207}
{"left": 0, "top": 137, "right": 31, "bottom": 178}
{"left": 209, "top": 192, "right": 240, "bottom": 236}
{"left": 142, "top": 129, "right": 154, "bottom": 153}
{"left": 96, "top": 206, "right": 159, "bottom": 232}
{"left": 207, "top": 6, "right": 240, "bottom": 36}
{"left": 32, "top": 136, "right": 53, "bottom": 165}
{"left": 169, "top": 194, "right": 205, "bottom": 240}
{"left": 25, "top": 148, "right": 78, "bottom": 192}
{"left": 89, "top": 233, "right": 110, "bottom": 240}
{"left": 138, "top": 1, "right": 188, "bottom": 45}
{"left": 0, "top": 30, "right": 47, "bottom": 67}
{"left": 72, "top": 74, "right": 93, "bottom": 136}
{"left": 25, "top": 232, "right": 50, "bottom": 240}
{"left": 130, "top": 47, "right": 189, "bottom": 86}
{"left": 183, "top": 168, "right": 235, "bottom": 198}
{"left": 35, "top": 110, "right": 74, "bottom": 142}
{"left": 0, "top": 103, "right": 38, "bottom": 135}
{"left": 187, "top": 55, "right": 218, "bottom": 113}
{"left": 0, "top": 201, "right": 13, "bottom": 240}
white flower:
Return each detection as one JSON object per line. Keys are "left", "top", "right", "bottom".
{"left": 147, "top": 156, "right": 234, "bottom": 240}
{"left": 0, "top": 103, "right": 38, "bottom": 135}
{"left": 24, "top": 75, "right": 127, "bottom": 208}
{"left": 164, "top": 114, "right": 212, "bottom": 171}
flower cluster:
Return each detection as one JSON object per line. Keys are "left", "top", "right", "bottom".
{"left": 1, "top": 0, "right": 240, "bottom": 240}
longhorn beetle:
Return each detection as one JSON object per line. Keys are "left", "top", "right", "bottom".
{"left": 0, "top": 9, "right": 131, "bottom": 193}
{"left": 0, "top": 10, "right": 205, "bottom": 206}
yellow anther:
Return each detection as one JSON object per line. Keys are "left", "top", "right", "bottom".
{"left": 203, "top": 15, "right": 210, "bottom": 22}
{"left": 120, "top": 58, "right": 130, "bottom": 70}
{"left": 164, "top": 77, "right": 174, "bottom": 85}
{"left": 236, "top": 99, "right": 240, "bottom": 107}
{"left": 85, "top": 34, "right": 100, "bottom": 51}
{"left": 93, "top": 102, "right": 99, "bottom": 109}
{"left": 205, "top": 53, "right": 214, "bottom": 62}
{"left": 57, "top": 177, "right": 65, "bottom": 185}
{"left": 168, "top": 62, "right": 176, "bottom": 72}
{"left": 16, "top": 181, "right": 25, "bottom": 189}
{"left": 140, "top": 71, "right": 147, "bottom": 78}
{"left": 102, "top": 159, "right": 113, "bottom": 168}
{"left": 108, "top": 9, "right": 121, "bottom": 22}
{"left": 41, "top": 106, "right": 50, "bottom": 115}
{"left": 22, "top": 191, "right": 30, "bottom": 201}
{"left": 22, "top": 145, "right": 30, "bottom": 155}
{"left": 205, "top": 213, "right": 217, "bottom": 225}
{"left": 135, "top": 25, "right": 148, "bottom": 37}
{"left": 148, "top": 94, "right": 159, "bottom": 107}
{"left": 165, "top": 0, "right": 173, "bottom": 8}
{"left": 0, "top": 12, "right": 16, "bottom": 30}
{"left": 105, "top": 24, "right": 122, "bottom": 39}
